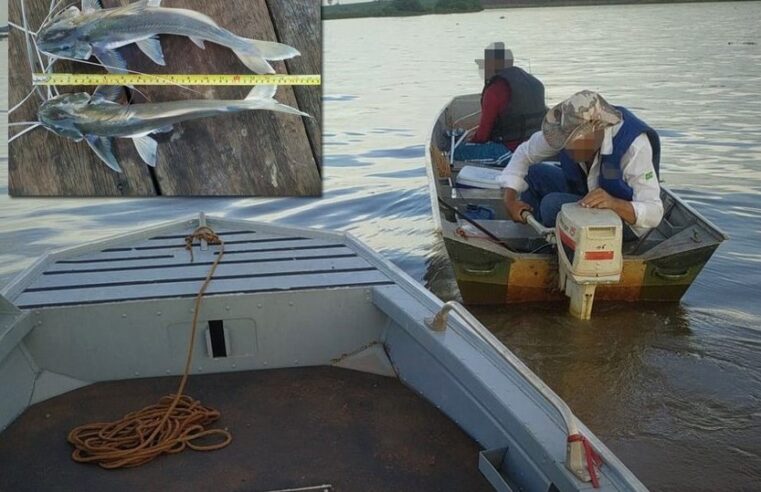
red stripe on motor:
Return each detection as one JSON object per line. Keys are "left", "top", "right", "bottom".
{"left": 559, "top": 230, "right": 575, "bottom": 250}
{"left": 585, "top": 251, "right": 615, "bottom": 260}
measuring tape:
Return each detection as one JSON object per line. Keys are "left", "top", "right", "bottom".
{"left": 32, "top": 73, "right": 321, "bottom": 86}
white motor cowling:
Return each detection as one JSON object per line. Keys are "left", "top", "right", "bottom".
{"left": 555, "top": 203, "right": 623, "bottom": 319}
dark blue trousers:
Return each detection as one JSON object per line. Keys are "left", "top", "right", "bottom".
{"left": 521, "top": 163, "right": 637, "bottom": 240}
{"left": 520, "top": 163, "right": 584, "bottom": 227}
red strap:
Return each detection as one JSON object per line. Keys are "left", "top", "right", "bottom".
{"left": 568, "top": 433, "right": 603, "bottom": 488}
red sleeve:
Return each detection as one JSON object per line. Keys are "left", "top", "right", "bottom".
{"left": 472, "top": 80, "right": 511, "bottom": 143}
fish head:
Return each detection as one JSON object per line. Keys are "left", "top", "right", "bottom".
{"left": 37, "top": 93, "right": 92, "bottom": 141}
{"left": 37, "top": 7, "right": 93, "bottom": 59}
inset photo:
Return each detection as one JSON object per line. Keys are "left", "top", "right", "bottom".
{"left": 8, "top": 0, "right": 321, "bottom": 196}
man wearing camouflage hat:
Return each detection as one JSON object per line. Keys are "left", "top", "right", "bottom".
{"left": 498, "top": 90, "right": 664, "bottom": 238}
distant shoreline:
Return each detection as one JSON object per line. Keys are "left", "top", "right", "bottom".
{"left": 323, "top": 0, "right": 756, "bottom": 20}
{"left": 323, "top": 0, "right": 483, "bottom": 20}
{"left": 481, "top": 0, "right": 756, "bottom": 8}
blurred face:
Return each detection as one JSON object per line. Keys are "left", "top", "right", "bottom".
{"left": 565, "top": 129, "right": 604, "bottom": 163}
{"left": 483, "top": 49, "right": 513, "bottom": 81}
{"left": 484, "top": 57, "right": 505, "bottom": 80}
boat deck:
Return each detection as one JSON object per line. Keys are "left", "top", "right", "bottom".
{"left": 10, "top": 224, "right": 393, "bottom": 309}
{"left": 0, "top": 366, "right": 491, "bottom": 492}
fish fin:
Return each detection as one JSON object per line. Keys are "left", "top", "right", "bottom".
{"left": 246, "top": 85, "right": 277, "bottom": 101}
{"left": 130, "top": 0, "right": 161, "bottom": 8}
{"left": 189, "top": 36, "right": 206, "bottom": 50}
{"left": 85, "top": 135, "right": 122, "bottom": 172}
{"left": 243, "top": 85, "right": 311, "bottom": 118}
{"left": 136, "top": 37, "right": 166, "bottom": 66}
{"left": 94, "top": 47, "right": 128, "bottom": 74}
{"left": 132, "top": 136, "right": 159, "bottom": 167}
{"left": 233, "top": 39, "right": 299, "bottom": 73}
{"left": 232, "top": 50, "right": 275, "bottom": 74}
{"left": 151, "top": 125, "right": 174, "bottom": 135}
{"left": 243, "top": 39, "right": 300, "bottom": 61}
{"left": 91, "top": 85, "right": 123, "bottom": 103}
{"left": 82, "top": 0, "right": 103, "bottom": 12}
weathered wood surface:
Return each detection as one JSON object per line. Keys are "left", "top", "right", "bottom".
{"left": 8, "top": 0, "right": 321, "bottom": 196}
{"left": 267, "top": 0, "right": 322, "bottom": 171}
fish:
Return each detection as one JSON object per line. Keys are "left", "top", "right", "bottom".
{"left": 36, "top": 0, "right": 299, "bottom": 74}
{"left": 37, "top": 84, "right": 310, "bottom": 172}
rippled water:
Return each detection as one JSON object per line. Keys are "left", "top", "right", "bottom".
{"left": 2, "top": 1, "right": 761, "bottom": 489}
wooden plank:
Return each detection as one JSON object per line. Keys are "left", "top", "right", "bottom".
{"left": 15, "top": 270, "right": 393, "bottom": 308}
{"left": 56, "top": 238, "right": 340, "bottom": 262}
{"left": 46, "top": 246, "right": 356, "bottom": 273}
{"left": 266, "top": 0, "right": 322, "bottom": 171}
{"left": 8, "top": 0, "right": 321, "bottom": 196}
{"left": 8, "top": 0, "right": 156, "bottom": 196}
{"left": 111, "top": 0, "right": 321, "bottom": 196}
{"left": 30, "top": 256, "right": 374, "bottom": 289}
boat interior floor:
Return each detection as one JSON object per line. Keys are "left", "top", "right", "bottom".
{"left": 0, "top": 366, "right": 492, "bottom": 492}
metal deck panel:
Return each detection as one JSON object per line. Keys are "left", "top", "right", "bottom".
{"left": 15, "top": 270, "right": 393, "bottom": 309}
{"left": 60, "top": 238, "right": 341, "bottom": 262}
{"left": 29, "top": 257, "right": 374, "bottom": 290}
{"left": 8, "top": 217, "right": 395, "bottom": 310}
{"left": 45, "top": 245, "right": 357, "bottom": 273}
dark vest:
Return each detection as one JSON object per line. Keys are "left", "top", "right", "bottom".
{"left": 482, "top": 66, "right": 546, "bottom": 143}
{"left": 559, "top": 106, "right": 661, "bottom": 201}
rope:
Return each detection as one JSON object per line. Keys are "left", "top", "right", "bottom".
{"left": 567, "top": 433, "right": 603, "bottom": 488}
{"left": 67, "top": 226, "right": 232, "bottom": 469}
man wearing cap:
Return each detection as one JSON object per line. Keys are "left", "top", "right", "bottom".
{"left": 453, "top": 42, "right": 546, "bottom": 162}
{"left": 498, "top": 90, "right": 663, "bottom": 239}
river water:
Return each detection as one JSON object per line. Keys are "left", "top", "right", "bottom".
{"left": 2, "top": 1, "right": 761, "bottom": 489}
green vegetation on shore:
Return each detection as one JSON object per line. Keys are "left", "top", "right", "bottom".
{"left": 323, "top": 0, "right": 483, "bottom": 20}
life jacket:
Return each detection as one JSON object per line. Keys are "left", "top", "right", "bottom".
{"left": 482, "top": 66, "right": 546, "bottom": 143}
{"left": 559, "top": 106, "right": 661, "bottom": 201}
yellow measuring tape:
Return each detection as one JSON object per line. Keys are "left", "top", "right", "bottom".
{"left": 32, "top": 73, "right": 321, "bottom": 86}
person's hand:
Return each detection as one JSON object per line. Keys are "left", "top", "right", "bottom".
{"left": 579, "top": 188, "right": 637, "bottom": 224}
{"left": 506, "top": 198, "right": 532, "bottom": 223}
{"left": 579, "top": 188, "right": 617, "bottom": 210}
{"left": 504, "top": 187, "right": 532, "bottom": 223}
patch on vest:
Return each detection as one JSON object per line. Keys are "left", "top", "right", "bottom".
{"left": 645, "top": 171, "right": 655, "bottom": 180}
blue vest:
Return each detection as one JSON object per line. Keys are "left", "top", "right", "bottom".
{"left": 559, "top": 106, "right": 660, "bottom": 201}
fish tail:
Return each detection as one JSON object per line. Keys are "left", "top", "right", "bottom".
{"left": 243, "top": 85, "right": 311, "bottom": 118}
{"left": 233, "top": 38, "right": 300, "bottom": 74}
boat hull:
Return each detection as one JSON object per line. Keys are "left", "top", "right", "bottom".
{"left": 428, "top": 94, "right": 727, "bottom": 306}
{"left": 445, "top": 235, "right": 720, "bottom": 304}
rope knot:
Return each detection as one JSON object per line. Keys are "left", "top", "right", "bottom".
{"left": 568, "top": 433, "right": 603, "bottom": 488}
{"left": 184, "top": 226, "right": 223, "bottom": 263}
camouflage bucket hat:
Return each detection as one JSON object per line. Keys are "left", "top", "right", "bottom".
{"left": 542, "top": 90, "right": 623, "bottom": 150}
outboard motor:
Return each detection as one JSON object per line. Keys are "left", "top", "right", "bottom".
{"left": 555, "top": 203, "right": 623, "bottom": 319}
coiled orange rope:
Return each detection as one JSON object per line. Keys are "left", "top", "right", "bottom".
{"left": 67, "top": 226, "right": 232, "bottom": 469}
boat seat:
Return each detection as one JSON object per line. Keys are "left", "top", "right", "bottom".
{"left": 455, "top": 166, "right": 502, "bottom": 190}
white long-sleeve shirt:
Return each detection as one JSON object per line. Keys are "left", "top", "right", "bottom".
{"left": 497, "top": 121, "right": 664, "bottom": 236}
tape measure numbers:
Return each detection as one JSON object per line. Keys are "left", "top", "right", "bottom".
{"left": 32, "top": 73, "right": 321, "bottom": 86}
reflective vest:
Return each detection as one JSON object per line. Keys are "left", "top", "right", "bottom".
{"left": 559, "top": 106, "right": 661, "bottom": 201}
{"left": 482, "top": 66, "right": 546, "bottom": 143}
